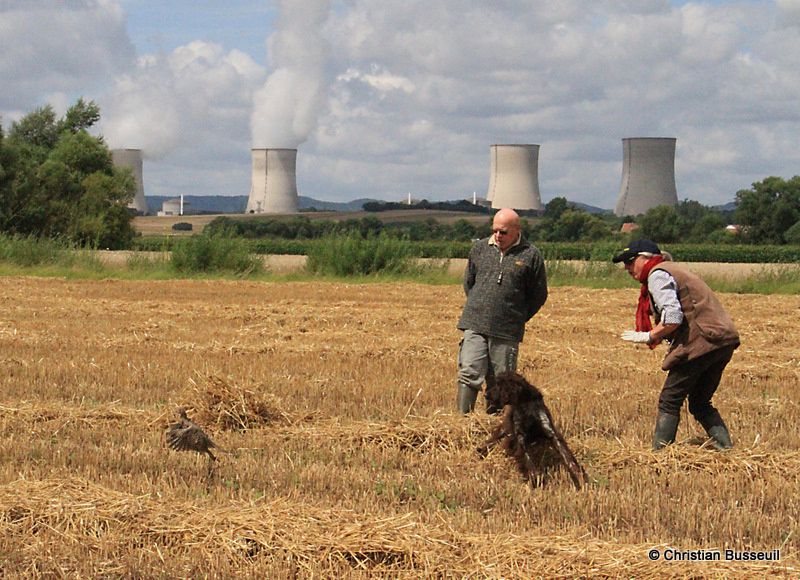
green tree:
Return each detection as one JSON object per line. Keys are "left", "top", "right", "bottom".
{"left": 9, "top": 105, "right": 60, "bottom": 151}
{"left": 734, "top": 176, "right": 800, "bottom": 244}
{"left": 544, "top": 196, "right": 569, "bottom": 220}
{"left": 59, "top": 98, "right": 101, "bottom": 134}
{"left": 451, "top": 219, "right": 477, "bottom": 241}
{"left": 785, "top": 220, "right": 800, "bottom": 245}
{"left": 0, "top": 99, "right": 136, "bottom": 247}
{"left": 546, "top": 209, "right": 612, "bottom": 241}
{"left": 71, "top": 172, "right": 135, "bottom": 249}
{"left": 688, "top": 212, "right": 726, "bottom": 242}
{"left": 636, "top": 205, "right": 682, "bottom": 242}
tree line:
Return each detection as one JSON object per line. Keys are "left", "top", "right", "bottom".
{"left": 2, "top": 98, "right": 798, "bottom": 249}
{"left": 205, "top": 183, "right": 800, "bottom": 246}
{"left": 0, "top": 99, "right": 135, "bottom": 249}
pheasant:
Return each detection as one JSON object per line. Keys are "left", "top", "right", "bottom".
{"left": 166, "top": 408, "right": 221, "bottom": 461}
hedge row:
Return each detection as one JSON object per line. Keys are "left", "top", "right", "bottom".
{"left": 131, "top": 237, "right": 800, "bottom": 263}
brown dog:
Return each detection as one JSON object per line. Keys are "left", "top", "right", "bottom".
{"left": 478, "top": 371, "right": 589, "bottom": 489}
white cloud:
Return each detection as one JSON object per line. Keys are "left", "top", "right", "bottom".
{"left": 98, "top": 41, "right": 264, "bottom": 158}
{"left": 302, "top": 0, "right": 800, "bottom": 206}
{"left": 776, "top": 0, "right": 800, "bottom": 26}
{"left": 0, "top": 0, "right": 135, "bottom": 111}
{"left": 3, "top": 0, "right": 800, "bottom": 207}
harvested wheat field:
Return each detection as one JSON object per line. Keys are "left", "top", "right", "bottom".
{"left": 0, "top": 276, "right": 798, "bottom": 578}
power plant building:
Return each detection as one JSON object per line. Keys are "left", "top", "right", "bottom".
{"left": 614, "top": 138, "right": 678, "bottom": 216}
{"left": 111, "top": 149, "right": 148, "bottom": 215}
{"left": 245, "top": 148, "right": 299, "bottom": 214}
{"left": 486, "top": 144, "right": 542, "bottom": 211}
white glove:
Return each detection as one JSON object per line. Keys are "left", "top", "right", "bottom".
{"left": 621, "top": 330, "right": 652, "bottom": 344}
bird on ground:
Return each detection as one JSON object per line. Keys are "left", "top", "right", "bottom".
{"left": 166, "top": 407, "right": 221, "bottom": 461}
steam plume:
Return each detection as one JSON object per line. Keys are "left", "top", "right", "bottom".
{"left": 251, "top": 0, "right": 331, "bottom": 148}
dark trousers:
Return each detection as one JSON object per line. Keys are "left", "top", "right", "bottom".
{"left": 658, "top": 344, "right": 737, "bottom": 420}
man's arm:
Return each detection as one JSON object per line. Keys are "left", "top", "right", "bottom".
{"left": 648, "top": 269, "right": 683, "bottom": 343}
{"left": 526, "top": 253, "right": 548, "bottom": 319}
{"left": 463, "top": 253, "right": 476, "bottom": 296}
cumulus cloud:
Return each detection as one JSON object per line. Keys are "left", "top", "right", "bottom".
{"left": 98, "top": 41, "right": 264, "bottom": 158}
{"left": 0, "top": 0, "right": 135, "bottom": 113}
{"left": 777, "top": 0, "right": 800, "bottom": 26}
{"left": 4, "top": 1, "right": 800, "bottom": 206}
{"left": 250, "top": 0, "right": 331, "bottom": 148}
{"left": 302, "top": 0, "right": 800, "bottom": 206}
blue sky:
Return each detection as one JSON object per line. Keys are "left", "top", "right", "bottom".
{"left": 120, "top": 1, "right": 276, "bottom": 56}
{"left": 2, "top": 0, "right": 800, "bottom": 208}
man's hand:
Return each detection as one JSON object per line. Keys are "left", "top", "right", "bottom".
{"left": 621, "top": 330, "right": 652, "bottom": 344}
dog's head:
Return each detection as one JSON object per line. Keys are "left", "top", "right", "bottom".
{"left": 488, "top": 371, "right": 544, "bottom": 407}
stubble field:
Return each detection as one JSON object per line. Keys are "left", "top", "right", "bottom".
{"left": 0, "top": 276, "right": 798, "bottom": 577}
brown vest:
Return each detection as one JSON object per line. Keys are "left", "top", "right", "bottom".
{"left": 651, "top": 262, "right": 740, "bottom": 371}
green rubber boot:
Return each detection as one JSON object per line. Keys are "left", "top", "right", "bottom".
{"left": 457, "top": 384, "right": 478, "bottom": 414}
{"left": 698, "top": 411, "right": 733, "bottom": 451}
{"left": 652, "top": 413, "right": 680, "bottom": 451}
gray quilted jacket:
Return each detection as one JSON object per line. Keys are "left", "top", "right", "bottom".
{"left": 457, "top": 236, "right": 548, "bottom": 342}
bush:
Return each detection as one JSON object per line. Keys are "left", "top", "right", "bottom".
{"left": 172, "top": 222, "right": 193, "bottom": 232}
{"left": 0, "top": 234, "right": 67, "bottom": 266}
{"left": 170, "top": 235, "right": 263, "bottom": 275}
{"left": 785, "top": 220, "right": 800, "bottom": 245}
{"left": 133, "top": 236, "right": 800, "bottom": 264}
{"left": 306, "top": 234, "right": 417, "bottom": 276}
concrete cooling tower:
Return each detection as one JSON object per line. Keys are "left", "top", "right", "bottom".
{"left": 614, "top": 138, "right": 678, "bottom": 216}
{"left": 111, "top": 149, "right": 148, "bottom": 215}
{"left": 486, "top": 144, "right": 542, "bottom": 211}
{"left": 245, "top": 148, "right": 299, "bottom": 214}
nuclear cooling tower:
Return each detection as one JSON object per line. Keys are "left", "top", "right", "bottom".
{"left": 111, "top": 149, "right": 148, "bottom": 215}
{"left": 245, "top": 148, "right": 299, "bottom": 214}
{"left": 614, "top": 138, "right": 678, "bottom": 217}
{"left": 487, "top": 144, "right": 542, "bottom": 211}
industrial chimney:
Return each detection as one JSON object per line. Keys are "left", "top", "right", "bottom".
{"left": 111, "top": 149, "right": 148, "bottom": 215}
{"left": 245, "top": 148, "right": 299, "bottom": 214}
{"left": 614, "top": 138, "right": 678, "bottom": 216}
{"left": 487, "top": 144, "right": 542, "bottom": 211}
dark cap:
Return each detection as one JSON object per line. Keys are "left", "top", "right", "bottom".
{"left": 612, "top": 239, "right": 661, "bottom": 263}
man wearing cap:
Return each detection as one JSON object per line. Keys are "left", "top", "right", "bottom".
{"left": 456, "top": 208, "right": 548, "bottom": 414}
{"left": 613, "top": 239, "right": 740, "bottom": 450}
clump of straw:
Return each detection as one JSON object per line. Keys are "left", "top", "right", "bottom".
{"left": 182, "top": 374, "right": 292, "bottom": 431}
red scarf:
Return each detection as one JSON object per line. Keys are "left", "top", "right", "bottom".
{"left": 635, "top": 255, "right": 665, "bottom": 349}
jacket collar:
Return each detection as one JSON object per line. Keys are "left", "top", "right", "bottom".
{"left": 489, "top": 233, "right": 523, "bottom": 252}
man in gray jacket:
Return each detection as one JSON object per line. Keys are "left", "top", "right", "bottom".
{"left": 456, "top": 208, "right": 548, "bottom": 413}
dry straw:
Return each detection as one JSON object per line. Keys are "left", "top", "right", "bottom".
{"left": 0, "top": 476, "right": 794, "bottom": 578}
{"left": 181, "top": 373, "right": 295, "bottom": 430}
{"left": 1, "top": 277, "right": 799, "bottom": 576}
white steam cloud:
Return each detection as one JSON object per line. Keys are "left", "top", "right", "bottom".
{"left": 251, "top": 0, "right": 331, "bottom": 148}
{"left": 99, "top": 42, "right": 264, "bottom": 158}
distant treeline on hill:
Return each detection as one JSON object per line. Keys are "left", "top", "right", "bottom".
{"left": 361, "top": 199, "right": 493, "bottom": 213}
{"left": 147, "top": 175, "right": 800, "bottom": 246}
{"left": 145, "top": 195, "right": 377, "bottom": 214}
{"left": 204, "top": 215, "right": 495, "bottom": 242}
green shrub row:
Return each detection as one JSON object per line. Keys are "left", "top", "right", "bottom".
{"left": 306, "top": 234, "right": 418, "bottom": 276}
{"left": 132, "top": 236, "right": 800, "bottom": 263}
{"left": 0, "top": 234, "right": 104, "bottom": 270}
{"left": 169, "top": 236, "right": 263, "bottom": 275}
{"left": 0, "top": 234, "right": 69, "bottom": 266}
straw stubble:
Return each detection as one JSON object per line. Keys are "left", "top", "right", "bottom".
{"left": 0, "top": 277, "right": 797, "bottom": 577}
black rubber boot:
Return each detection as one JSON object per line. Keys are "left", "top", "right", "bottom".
{"left": 457, "top": 384, "right": 478, "bottom": 414}
{"left": 697, "top": 411, "right": 733, "bottom": 450}
{"left": 652, "top": 413, "right": 680, "bottom": 451}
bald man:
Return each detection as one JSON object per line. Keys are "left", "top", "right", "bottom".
{"left": 456, "top": 208, "right": 548, "bottom": 414}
